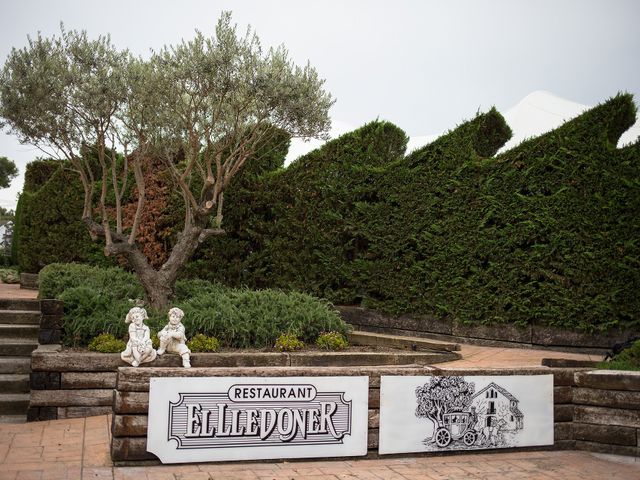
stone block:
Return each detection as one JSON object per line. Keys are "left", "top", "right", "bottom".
{"left": 30, "top": 388, "right": 113, "bottom": 407}
{"left": 40, "top": 315, "right": 63, "bottom": 330}
{"left": 541, "top": 358, "right": 600, "bottom": 368}
{"left": 554, "top": 422, "right": 572, "bottom": 441}
{"left": 452, "top": 322, "right": 531, "bottom": 343}
{"left": 574, "top": 406, "right": 640, "bottom": 428}
{"left": 532, "top": 325, "right": 632, "bottom": 349}
{"left": 113, "top": 391, "right": 149, "bottom": 414}
{"left": 112, "top": 415, "right": 148, "bottom": 437}
{"left": 554, "top": 404, "right": 573, "bottom": 422}
{"left": 111, "top": 437, "right": 157, "bottom": 462}
{"left": 368, "top": 428, "right": 379, "bottom": 449}
{"left": 574, "top": 440, "right": 639, "bottom": 457}
{"left": 554, "top": 386, "right": 572, "bottom": 404}
{"left": 573, "top": 423, "right": 637, "bottom": 446}
{"left": 40, "top": 299, "right": 64, "bottom": 316}
{"left": 26, "top": 406, "right": 57, "bottom": 422}
{"left": 38, "top": 328, "right": 61, "bottom": 345}
{"left": 57, "top": 406, "right": 113, "bottom": 419}
{"left": 30, "top": 371, "right": 61, "bottom": 390}
{"left": 20, "top": 273, "right": 39, "bottom": 289}
{"left": 574, "top": 370, "right": 640, "bottom": 392}
{"left": 61, "top": 372, "right": 117, "bottom": 389}
{"left": 336, "top": 306, "right": 452, "bottom": 335}
{"left": 31, "top": 352, "right": 123, "bottom": 372}
{"left": 573, "top": 387, "right": 640, "bottom": 410}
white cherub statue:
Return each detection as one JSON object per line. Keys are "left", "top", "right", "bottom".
{"left": 157, "top": 307, "right": 191, "bottom": 368}
{"left": 121, "top": 306, "right": 157, "bottom": 367}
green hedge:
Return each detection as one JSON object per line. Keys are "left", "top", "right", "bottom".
{"left": 40, "top": 263, "right": 348, "bottom": 348}
{"left": 190, "top": 95, "right": 639, "bottom": 333}
{"left": 14, "top": 160, "right": 110, "bottom": 272}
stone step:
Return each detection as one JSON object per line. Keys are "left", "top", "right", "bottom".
{"left": 0, "top": 310, "right": 41, "bottom": 325}
{"left": 0, "top": 357, "right": 31, "bottom": 374}
{"left": 0, "top": 338, "right": 39, "bottom": 356}
{"left": 0, "top": 414, "right": 26, "bottom": 424}
{"left": 0, "top": 299, "right": 40, "bottom": 311}
{"left": 0, "top": 324, "right": 39, "bottom": 338}
{"left": 0, "top": 374, "right": 30, "bottom": 393}
{"left": 348, "top": 330, "right": 460, "bottom": 352}
{"left": 0, "top": 393, "right": 30, "bottom": 415}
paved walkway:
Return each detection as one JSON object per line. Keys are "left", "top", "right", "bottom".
{"left": 1, "top": 415, "right": 639, "bottom": 479}
{"left": 0, "top": 283, "right": 38, "bottom": 299}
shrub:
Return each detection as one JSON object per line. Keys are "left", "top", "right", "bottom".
{"left": 598, "top": 340, "right": 640, "bottom": 371}
{"left": 15, "top": 164, "right": 112, "bottom": 273}
{"left": 274, "top": 333, "right": 304, "bottom": 352}
{"left": 41, "top": 263, "right": 349, "bottom": 348}
{"left": 88, "top": 333, "right": 126, "bottom": 353}
{"left": 316, "top": 331, "right": 349, "bottom": 351}
{"left": 39, "top": 263, "right": 144, "bottom": 301}
{"left": 179, "top": 288, "right": 349, "bottom": 348}
{"left": 0, "top": 267, "right": 19, "bottom": 284}
{"left": 187, "top": 334, "right": 220, "bottom": 353}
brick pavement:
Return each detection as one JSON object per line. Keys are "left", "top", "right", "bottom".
{"left": 1, "top": 414, "right": 639, "bottom": 480}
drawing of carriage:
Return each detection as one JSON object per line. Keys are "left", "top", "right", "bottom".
{"left": 433, "top": 411, "right": 478, "bottom": 447}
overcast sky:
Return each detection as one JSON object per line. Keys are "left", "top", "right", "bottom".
{"left": 0, "top": 0, "right": 638, "bottom": 210}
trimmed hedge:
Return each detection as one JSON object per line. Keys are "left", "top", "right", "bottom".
{"left": 190, "top": 95, "right": 640, "bottom": 333}
{"left": 14, "top": 160, "right": 110, "bottom": 272}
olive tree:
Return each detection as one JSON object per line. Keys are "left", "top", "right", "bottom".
{"left": 0, "top": 13, "right": 333, "bottom": 309}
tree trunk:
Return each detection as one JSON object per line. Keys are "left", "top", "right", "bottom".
{"left": 123, "top": 224, "right": 213, "bottom": 312}
{"left": 124, "top": 248, "right": 175, "bottom": 312}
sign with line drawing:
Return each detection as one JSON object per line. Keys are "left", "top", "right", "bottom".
{"left": 378, "top": 375, "right": 553, "bottom": 454}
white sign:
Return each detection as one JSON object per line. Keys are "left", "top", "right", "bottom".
{"left": 147, "top": 376, "right": 369, "bottom": 463}
{"left": 379, "top": 375, "right": 554, "bottom": 454}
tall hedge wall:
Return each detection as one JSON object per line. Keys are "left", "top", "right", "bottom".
{"left": 191, "top": 95, "right": 639, "bottom": 333}
{"left": 14, "top": 160, "right": 110, "bottom": 272}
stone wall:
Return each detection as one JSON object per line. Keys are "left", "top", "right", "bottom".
{"left": 571, "top": 370, "right": 640, "bottom": 456}
{"left": 110, "top": 366, "right": 576, "bottom": 463}
{"left": 27, "top": 349, "right": 458, "bottom": 421}
{"left": 339, "top": 306, "right": 636, "bottom": 354}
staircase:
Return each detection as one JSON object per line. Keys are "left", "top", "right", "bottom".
{"left": 0, "top": 299, "right": 40, "bottom": 423}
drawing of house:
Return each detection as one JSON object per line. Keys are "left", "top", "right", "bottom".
{"left": 471, "top": 382, "right": 524, "bottom": 432}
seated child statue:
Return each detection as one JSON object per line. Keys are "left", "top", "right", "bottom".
{"left": 157, "top": 307, "right": 191, "bottom": 368}
{"left": 121, "top": 306, "right": 157, "bottom": 367}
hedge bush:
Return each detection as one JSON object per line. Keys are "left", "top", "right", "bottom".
{"left": 41, "top": 263, "right": 349, "bottom": 348}
{"left": 14, "top": 161, "right": 111, "bottom": 272}
{"left": 190, "top": 95, "right": 639, "bottom": 333}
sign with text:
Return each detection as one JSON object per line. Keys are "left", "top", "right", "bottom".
{"left": 147, "top": 376, "right": 369, "bottom": 463}
{"left": 378, "top": 375, "right": 554, "bottom": 455}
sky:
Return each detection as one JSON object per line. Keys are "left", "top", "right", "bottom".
{"left": 0, "top": 0, "right": 638, "bottom": 210}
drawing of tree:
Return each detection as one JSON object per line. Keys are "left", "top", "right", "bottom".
{"left": 415, "top": 376, "right": 475, "bottom": 441}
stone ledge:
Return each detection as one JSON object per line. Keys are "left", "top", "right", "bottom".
{"left": 572, "top": 423, "right": 637, "bottom": 446}
{"left": 338, "top": 305, "right": 635, "bottom": 353}
{"left": 574, "top": 370, "right": 640, "bottom": 391}
{"left": 30, "top": 388, "right": 113, "bottom": 407}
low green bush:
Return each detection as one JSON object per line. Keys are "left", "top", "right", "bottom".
{"left": 42, "top": 263, "right": 349, "bottom": 348}
{"left": 0, "top": 267, "right": 19, "bottom": 284}
{"left": 88, "top": 333, "right": 126, "bottom": 353}
{"left": 316, "top": 331, "right": 349, "bottom": 351}
{"left": 187, "top": 334, "right": 221, "bottom": 352}
{"left": 598, "top": 340, "right": 640, "bottom": 371}
{"left": 274, "top": 333, "right": 304, "bottom": 352}
{"left": 39, "top": 263, "right": 144, "bottom": 300}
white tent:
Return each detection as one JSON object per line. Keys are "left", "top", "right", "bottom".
{"left": 287, "top": 91, "right": 640, "bottom": 164}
